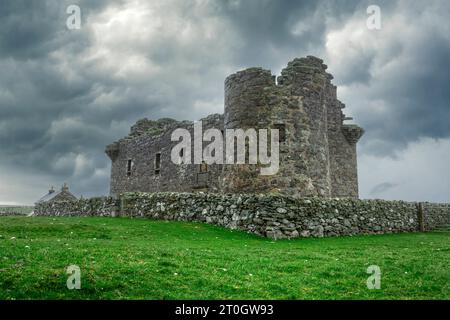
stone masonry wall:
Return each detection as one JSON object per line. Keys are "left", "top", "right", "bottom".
{"left": 34, "top": 193, "right": 450, "bottom": 240}
{"left": 423, "top": 203, "right": 450, "bottom": 230}
{"left": 107, "top": 114, "right": 224, "bottom": 196}
{"left": 0, "top": 212, "right": 29, "bottom": 217}
{"left": 106, "top": 56, "right": 364, "bottom": 199}
{"left": 34, "top": 197, "right": 118, "bottom": 217}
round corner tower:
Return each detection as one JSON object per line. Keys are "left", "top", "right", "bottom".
{"left": 224, "top": 67, "right": 275, "bottom": 129}
{"left": 221, "top": 67, "right": 279, "bottom": 193}
{"left": 219, "top": 56, "right": 363, "bottom": 198}
{"left": 276, "top": 56, "right": 334, "bottom": 197}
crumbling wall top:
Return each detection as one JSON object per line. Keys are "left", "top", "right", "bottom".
{"left": 278, "top": 56, "right": 334, "bottom": 86}
{"left": 225, "top": 67, "right": 275, "bottom": 88}
{"left": 129, "top": 118, "right": 191, "bottom": 137}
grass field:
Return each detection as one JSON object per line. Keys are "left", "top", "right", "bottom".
{"left": 0, "top": 216, "right": 449, "bottom": 300}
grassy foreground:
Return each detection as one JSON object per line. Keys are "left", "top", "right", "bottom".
{"left": 0, "top": 216, "right": 449, "bottom": 300}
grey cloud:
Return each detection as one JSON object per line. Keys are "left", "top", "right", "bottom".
{"left": 370, "top": 182, "right": 398, "bottom": 195}
{"left": 325, "top": 1, "right": 450, "bottom": 158}
{"left": 362, "top": 41, "right": 450, "bottom": 153}
{"left": 213, "top": 0, "right": 355, "bottom": 69}
{"left": 0, "top": 0, "right": 450, "bottom": 203}
{"left": 0, "top": 0, "right": 115, "bottom": 60}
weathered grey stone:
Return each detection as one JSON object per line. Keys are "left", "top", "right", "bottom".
{"left": 105, "top": 56, "right": 364, "bottom": 199}
{"left": 33, "top": 193, "right": 450, "bottom": 240}
{"left": 300, "top": 230, "right": 311, "bottom": 237}
{"left": 312, "top": 225, "right": 324, "bottom": 237}
{"left": 290, "top": 230, "right": 300, "bottom": 238}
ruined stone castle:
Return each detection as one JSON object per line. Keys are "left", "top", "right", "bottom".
{"left": 106, "top": 56, "right": 364, "bottom": 198}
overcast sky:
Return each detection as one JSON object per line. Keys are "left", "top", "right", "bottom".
{"left": 1, "top": 0, "right": 449, "bottom": 205}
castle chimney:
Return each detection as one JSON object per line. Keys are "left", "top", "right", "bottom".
{"left": 49, "top": 186, "right": 55, "bottom": 194}
{"left": 62, "top": 183, "right": 69, "bottom": 192}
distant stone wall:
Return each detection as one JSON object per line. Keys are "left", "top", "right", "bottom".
{"left": 34, "top": 197, "right": 118, "bottom": 217}
{"left": 0, "top": 212, "right": 29, "bottom": 217}
{"left": 423, "top": 202, "right": 450, "bottom": 230}
{"left": 33, "top": 193, "right": 450, "bottom": 239}
{"left": 0, "top": 206, "right": 34, "bottom": 216}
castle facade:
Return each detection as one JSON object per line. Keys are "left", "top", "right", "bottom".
{"left": 106, "top": 56, "right": 364, "bottom": 198}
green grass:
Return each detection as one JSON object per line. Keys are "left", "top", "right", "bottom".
{"left": 0, "top": 216, "right": 449, "bottom": 300}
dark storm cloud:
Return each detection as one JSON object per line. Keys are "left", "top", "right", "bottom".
{"left": 0, "top": 1, "right": 62, "bottom": 59}
{"left": 213, "top": 0, "right": 359, "bottom": 69}
{"left": 0, "top": 0, "right": 131, "bottom": 200}
{"left": 0, "top": 0, "right": 450, "bottom": 203}
{"left": 213, "top": 0, "right": 399, "bottom": 72}
{"left": 315, "top": 0, "right": 450, "bottom": 158}
{"left": 351, "top": 47, "right": 449, "bottom": 154}
{"left": 0, "top": 0, "right": 122, "bottom": 59}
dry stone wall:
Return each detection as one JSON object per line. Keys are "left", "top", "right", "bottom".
{"left": 0, "top": 212, "right": 29, "bottom": 217}
{"left": 34, "top": 197, "right": 118, "bottom": 217}
{"left": 34, "top": 193, "right": 450, "bottom": 239}
{"left": 423, "top": 203, "right": 450, "bottom": 230}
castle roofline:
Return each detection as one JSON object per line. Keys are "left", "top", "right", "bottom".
{"left": 225, "top": 56, "right": 336, "bottom": 90}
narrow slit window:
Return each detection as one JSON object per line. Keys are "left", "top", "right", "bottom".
{"left": 127, "top": 159, "right": 132, "bottom": 176}
{"left": 200, "top": 161, "right": 208, "bottom": 173}
{"left": 155, "top": 153, "right": 161, "bottom": 174}
{"left": 274, "top": 124, "right": 286, "bottom": 143}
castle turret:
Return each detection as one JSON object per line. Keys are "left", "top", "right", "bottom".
{"left": 327, "top": 100, "right": 364, "bottom": 198}
{"left": 342, "top": 125, "right": 365, "bottom": 144}
{"left": 224, "top": 67, "right": 275, "bottom": 129}
{"left": 330, "top": 123, "right": 364, "bottom": 198}
{"left": 222, "top": 68, "right": 278, "bottom": 193}
{"left": 105, "top": 142, "right": 120, "bottom": 161}
{"left": 277, "top": 56, "right": 334, "bottom": 197}
{"left": 219, "top": 56, "right": 364, "bottom": 198}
